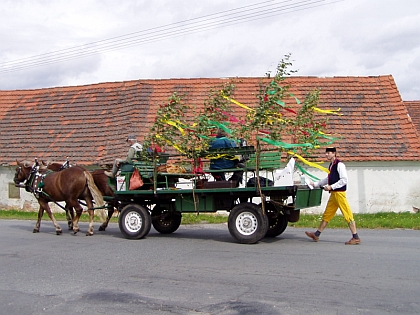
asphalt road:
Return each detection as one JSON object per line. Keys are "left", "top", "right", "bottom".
{"left": 0, "top": 219, "right": 419, "bottom": 315}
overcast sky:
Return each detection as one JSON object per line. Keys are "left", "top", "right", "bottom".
{"left": 1, "top": 0, "right": 419, "bottom": 100}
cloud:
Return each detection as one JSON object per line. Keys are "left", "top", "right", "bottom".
{"left": 1, "top": 0, "right": 419, "bottom": 101}
{"left": 0, "top": 56, "right": 101, "bottom": 90}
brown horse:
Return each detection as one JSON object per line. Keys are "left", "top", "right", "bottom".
{"left": 44, "top": 161, "right": 116, "bottom": 231}
{"left": 14, "top": 160, "right": 105, "bottom": 235}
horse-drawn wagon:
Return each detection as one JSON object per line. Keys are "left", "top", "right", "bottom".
{"left": 14, "top": 58, "right": 337, "bottom": 243}
{"left": 110, "top": 146, "right": 323, "bottom": 244}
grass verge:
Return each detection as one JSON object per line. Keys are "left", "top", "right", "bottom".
{"left": 0, "top": 209, "right": 418, "bottom": 229}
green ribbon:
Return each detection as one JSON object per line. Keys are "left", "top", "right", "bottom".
{"left": 289, "top": 93, "right": 301, "bottom": 105}
{"left": 258, "top": 136, "right": 314, "bottom": 149}
{"left": 296, "top": 164, "right": 320, "bottom": 181}
{"left": 206, "top": 120, "right": 232, "bottom": 135}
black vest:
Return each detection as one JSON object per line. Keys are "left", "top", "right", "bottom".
{"left": 328, "top": 159, "right": 346, "bottom": 191}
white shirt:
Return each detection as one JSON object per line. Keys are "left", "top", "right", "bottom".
{"left": 314, "top": 161, "right": 348, "bottom": 190}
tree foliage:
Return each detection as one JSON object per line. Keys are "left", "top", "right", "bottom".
{"left": 144, "top": 54, "right": 338, "bottom": 164}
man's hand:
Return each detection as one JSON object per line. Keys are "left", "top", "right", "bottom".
{"left": 323, "top": 185, "right": 332, "bottom": 191}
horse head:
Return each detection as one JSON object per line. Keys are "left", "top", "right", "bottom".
{"left": 43, "top": 159, "right": 72, "bottom": 171}
{"left": 43, "top": 161, "right": 62, "bottom": 171}
{"left": 13, "top": 160, "right": 34, "bottom": 185}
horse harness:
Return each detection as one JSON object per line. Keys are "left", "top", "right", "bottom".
{"left": 22, "top": 164, "right": 53, "bottom": 200}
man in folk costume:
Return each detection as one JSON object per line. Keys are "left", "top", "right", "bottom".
{"left": 105, "top": 134, "right": 143, "bottom": 178}
{"left": 305, "top": 147, "right": 361, "bottom": 245}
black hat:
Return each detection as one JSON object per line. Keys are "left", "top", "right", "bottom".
{"left": 126, "top": 134, "right": 136, "bottom": 141}
{"left": 325, "top": 147, "right": 336, "bottom": 153}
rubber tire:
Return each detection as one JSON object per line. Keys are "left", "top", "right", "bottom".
{"left": 263, "top": 202, "right": 288, "bottom": 237}
{"left": 152, "top": 206, "right": 182, "bottom": 234}
{"left": 118, "top": 204, "right": 151, "bottom": 239}
{"left": 228, "top": 203, "right": 268, "bottom": 244}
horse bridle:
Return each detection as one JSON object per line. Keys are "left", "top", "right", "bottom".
{"left": 14, "top": 166, "right": 26, "bottom": 188}
{"left": 15, "top": 162, "right": 40, "bottom": 193}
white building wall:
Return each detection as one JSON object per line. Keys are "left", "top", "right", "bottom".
{"left": 300, "top": 161, "right": 420, "bottom": 214}
{"left": 0, "top": 166, "right": 63, "bottom": 212}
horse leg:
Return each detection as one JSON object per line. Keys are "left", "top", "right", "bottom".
{"left": 38, "top": 201, "right": 62, "bottom": 235}
{"left": 83, "top": 196, "right": 99, "bottom": 236}
{"left": 98, "top": 206, "right": 114, "bottom": 231}
{"left": 33, "top": 205, "right": 44, "bottom": 233}
{"left": 65, "top": 203, "right": 74, "bottom": 230}
{"left": 86, "top": 208, "right": 95, "bottom": 236}
{"left": 72, "top": 206, "right": 83, "bottom": 234}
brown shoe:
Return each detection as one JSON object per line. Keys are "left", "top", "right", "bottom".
{"left": 104, "top": 171, "right": 114, "bottom": 178}
{"left": 345, "top": 238, "right": 361, "bottom": 245}
{"left": 305, "top": 231, "right": 319, "bottom": 242}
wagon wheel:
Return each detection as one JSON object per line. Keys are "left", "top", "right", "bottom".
{"left": 151, "top": 206, "right": 182, "bottom": 234}
{"left": 118, "top": 204, "right": 151, "bottom": 239}
{"left": 228, "top": 203, "right": 268, "bottom": 244}
{"left": 261, "top": 202, "right": 288, "bottom": 237}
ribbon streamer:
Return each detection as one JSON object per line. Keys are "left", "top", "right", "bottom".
{"left": 313, "top": 107, "right": 343, "bottom": 115}
{"left": 289, "top": 93, "right": 301, "bottom": 105}
{"left": 221, "top": 93, "right": 254, "bottom": 111}
{"left": 221, "top": 111, "right": 245, "bottom": 124}
{"left": 296, "top": 164, "right": 320, "bottom": 181}
{"left": 207, "top": 120, "right": 233, "bottom": 135}
{"left": 155, "top": 134, "right": 186, "bottom": 154}
{"left": 258, "top": 137, "right": 314, "bottom": 149}
{"left": 288, "top": 151, "right": 330, "bottom": 173}
{"left": 162, "top": 119, "right": 186, "bottom": 136}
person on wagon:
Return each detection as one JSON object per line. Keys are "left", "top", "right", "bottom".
{"left": 105, "top": 134, "right": 143, "bottom": 178}
{"left": 209, "top": 129, "right": 243, "bottom": 185}
{"left": 305, "top": 147, "right": 361, "bottom": 245}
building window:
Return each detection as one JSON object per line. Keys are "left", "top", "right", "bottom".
{"left": 8, "top": 182, "right": 20, "bottom": 199}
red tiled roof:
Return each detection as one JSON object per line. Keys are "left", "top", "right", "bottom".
{"left": 1, "top": 75, "right": 419, "bottom": 166}
{"left": 405, "top": 101, "right": 420, "bottom": 136}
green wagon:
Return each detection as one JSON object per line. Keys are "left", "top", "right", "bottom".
{"left": 112, "top": 147, "right": 322, "bottom": 244}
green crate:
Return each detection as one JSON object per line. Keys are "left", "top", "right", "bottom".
{"left": 295, "top": 188, "right": 323, "bottom": 209}
{"left": 246, "top": 151, "right": 282, "bottom": 170}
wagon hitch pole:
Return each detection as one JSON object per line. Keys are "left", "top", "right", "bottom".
{"left": 78, "top": 200, "right": 113, "bottom": 211}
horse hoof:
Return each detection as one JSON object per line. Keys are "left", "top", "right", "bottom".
{"left": 86, "top": 232, "right": 94, "bottom": 236}
{"left": 98, "top": 226, "right": 106, "bottom": 231}
{"left": 56, "top": 230, "right": 62, "bottom": 235}
{"left": 33, "top": 229, "right": 39, "bottom": 233}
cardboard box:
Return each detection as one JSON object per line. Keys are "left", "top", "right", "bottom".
{"left": 116, "top": 176, "right": 126, "bottom": 191}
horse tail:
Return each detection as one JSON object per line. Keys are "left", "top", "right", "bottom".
{"left": 84, "top": 171, "right": 107, "bottom": 222}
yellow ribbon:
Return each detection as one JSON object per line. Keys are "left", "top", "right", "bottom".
{"left": 221, "top": 93, "right": 254, "bottom": 111}
{"left": 162, "top": 119, "right": 186, "bottom": 136}
{"left": 205, "top": 153, "right": 236, "bottom": 160}
{"left": 155, "top": 134, "right": 186, "bottom": 154}
{"left": 288, "top": 151, "right": 330, "bottom": 173}
{"left": 313, "top": 107, "right": 343, "bottom": 116}
{"left": 222, "top": 93, "right": 290, "bottom": 123}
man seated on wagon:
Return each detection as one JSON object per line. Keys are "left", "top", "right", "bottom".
{"left": 209, "top": 129, "right": 243, "bottom": 186}
{"left": 105, "top": 134, "right": 143, "bottom": 178}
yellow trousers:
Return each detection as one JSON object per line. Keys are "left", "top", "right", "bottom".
{"left": 322, "top": 191, "right": 355, "bottom": 223}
